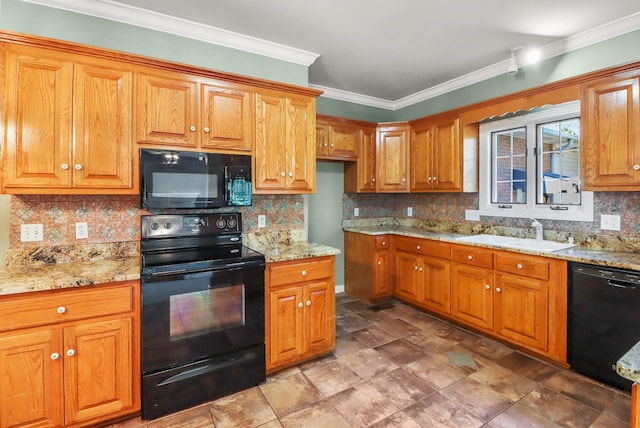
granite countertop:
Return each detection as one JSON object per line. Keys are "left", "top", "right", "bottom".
{"left": 0, "top": 239, "right": 341, "bottom": 297}
{"left": 343, "top": 224, "right": 640, "bottom": 271}
{"left": 617, "top": 342, "right": 640, "bottom": 383}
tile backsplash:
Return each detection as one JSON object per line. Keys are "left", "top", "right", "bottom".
{"left": 344, "top": 192, "right": 640, "bottom": 251}
{"left": 8, "top": 194, "right": 305, "bottom": 249}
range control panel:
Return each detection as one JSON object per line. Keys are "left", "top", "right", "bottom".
{"left": 141, "top": 213, "right": 242, "bottom": 239}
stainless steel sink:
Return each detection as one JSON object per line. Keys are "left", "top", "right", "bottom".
{"left": 454, "top": 234, "right": 576, "bottom": 253}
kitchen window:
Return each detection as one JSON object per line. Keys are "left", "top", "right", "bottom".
{"left": 478, "top": 101, "right": 594, "bottom": 221}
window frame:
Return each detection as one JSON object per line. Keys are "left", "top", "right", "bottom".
{"left": 478, "top": 101, "right": 594, "bottom": 222}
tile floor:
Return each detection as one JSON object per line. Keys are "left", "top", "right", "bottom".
{"left": 114, "top": 293, "right": 631, "bottom": 428}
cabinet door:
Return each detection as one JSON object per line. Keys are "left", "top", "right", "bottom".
{"left": 4, "top": 48, "right": 73, "bottom": 189}
{"left": 0, "top": 327, "right": 64, "bottom": 428}
{"left": 377, "top": 126, "right": 409, "bottom": 192}
{"left": 304, "top": 281, "right": 335, "bottom": 355}
{"left": 73, "top": 61, "right": 134, "bottom": 190}
{"left": 494, "top": 274, "right": 548, "bottom": 352}
{"left": 254, "top": 92, "right": 288, "bottom": 191}
{"left": 267, "top": 286, "right": 304, "bottom": 369}
{"left": 287, "top": 95, "right": 316, "bottom": 192}
{"left": 394, "top": 251, "right": 421, "bottom": 303}
{"left": 373, "top": 250, "right": 391, "bottom": 298}
{"left": 327, "top": 124, "right": 359, "bottom": 159}
{"left": 451, "top": 264, "right": 493, "bottom": 331}
{"left": 64, "top": 317, "right": 133, "bottom": 424}
{"left": 136, "top": 72, "right": 199, "bottom": 147}
{"left": 421, "top": 256, "right": 451, "bottom": 315}
{"left": 316, "top": 123, "right": 330, "bottom": 156}
{"left": 582, "top": 73, "right": 640, "bottom": 189}
{"left": 201, "top": 84, "right": 253, "bottom": 152}
{"left": 410, "top": 125, "right": 434, "bottom": 191}
{"left": 432, "top": 117, "right": 462, "bottom": 191}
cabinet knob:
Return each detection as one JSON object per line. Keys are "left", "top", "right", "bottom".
{"left": 66, "top": 349, "right": 75, "bottom": 357}
{"left": 301, "top": 270, "right": 307, "bottom": 276}
{"left": 496, "top": 287, "right": 502, "bottom": 293}
{"left": 57, "top": 306, "right": 66, "bottom": 314}
{"left": 288, "top": 172, "right": 294, "bottom": 177}
{"left": 372, "top": 178, "right": 376, "bottom": 182}
{"left": 414, "top": 265, "right": 419, "bottom": 270}
{"left": 381, "top": 241, "right": 386, "bottom": 246}
{"left": 298, "top": 302, "right": 303, "bottom": 308}
{"left": 203, "top": 127, "right": 210, "bottom": 133}
{"left": 516, "top": 263, "right": 523, "bottom": 269}
{"left": 416, "top": 245, "right": 421, "bottom": 250}
{"left": 485, "top": 284, "right": 491, "bottom": 290}
{"left": 377, "top": 260, "right": 382, "bottom": 265}
{"left": 428, "top": 177, "right": 432, "bottom": 181}
{"left": 61, "top": 163, "right": 69, "bottom": 170}
{"left": 330, "top": 144, "right": 335, "bottom": 148}
{"left": 634, "top": 165, "right": 640, "bottom": 171}
{"left": 280, "top": 171, "right": 286, "bottom": 177}
{"left": 74, "top": 164, "right": 83, "bottom": 170}
{"left": 306, "top": 300, "right": 311, "bottom": 306}
{"left": 402, "top": 177, "right": 406, "bottom": 182}
{"left": 467, "top": 255, "right": 473, "bottom": 260}
{"left": 189, "top": 125, "right": 196, "bottom": 132}
{"left": 419, "top": 267, "right": 423, "bottom": 272}
{"left": 433, "top": 177, "right": 437, "bottom": 181}
{"left": 324, "top": 143, "right": 328, "bottom": 147}
{"left": 50, "top": 352, "right": 60, "bottom": 360}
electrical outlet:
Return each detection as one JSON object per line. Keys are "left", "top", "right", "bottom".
{"left": 354, "top": 207, "right": 360, "bottom": 217}
{"left": 258, "top": 215, "right": 266, "bottom": 228}
{"left": 407, "top": 207, "right": 413, "bottom": 217}
{"left": 465, "top": 210, "right": 481, "bottom": 221}
{"left": 21, "top": 224, "right": 43, "bottom": 242}
{"left": 75, "top": 222, "right": 89, "bottom": 239}
{"left": 600, "top": 214, "right": 621, "bottom": 231}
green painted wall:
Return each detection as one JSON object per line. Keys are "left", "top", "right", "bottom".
{"left": 394, "top": 29, "right": 640, "bottom": 121}
{"left": 316, "top": 97, "right": 393, "bottom": 123}
{"left": 0, "top": 0, "right": 307, "bottom": 86}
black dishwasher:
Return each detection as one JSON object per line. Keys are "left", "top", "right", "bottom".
{"left": 569, "top": 262, "right": 640, "bottom": 391}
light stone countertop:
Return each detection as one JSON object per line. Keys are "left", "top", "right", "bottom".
{"left": 247, "top": 241, "right": 341, "bottom": 263}
{"left": 343, "top": 224, "right": 640, "bottom": 271}
{"left": 617, "top": 342, "right": 640, "bottom": 383}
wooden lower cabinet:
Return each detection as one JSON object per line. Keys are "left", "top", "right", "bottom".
{"left": 266, "top": 256, "right": 336, "bottom": 372}
{"left": 451, "top": 263, "right": 493, "bottom": 331}
{"left": 0, "top": 281, "right": 140, "bottom": 428}
{"left": 344, "top": 232, "right": 391, "bottom": 302}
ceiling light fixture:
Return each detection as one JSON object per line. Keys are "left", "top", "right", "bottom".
{"left": 507, "top": 48, "right": 521, "bottom": 75}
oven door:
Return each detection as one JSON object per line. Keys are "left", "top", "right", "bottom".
{"left": 141, "top": 260, "right": 265, "bottom": 374}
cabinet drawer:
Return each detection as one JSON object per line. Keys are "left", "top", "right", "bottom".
{"left": 451, "top": 246, "right": 493, "bottom": 268}
{"left": 394, "top": 237, "right": 450, "bottom": 259}
{"left": 375, "top": 236, "right": 390, "bottom": 250}
{"left": 0, "top": 285, "right": 134, "bottom": 332}
{"left": 495, "top": 253, "right": 550, "bottom": 281}
{"left": 269, "top": 258, "right": 334, "bottom": 288}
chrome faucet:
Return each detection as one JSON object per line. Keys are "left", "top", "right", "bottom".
{"left": 530, "top": 218, "right": 543, "bottom": 241}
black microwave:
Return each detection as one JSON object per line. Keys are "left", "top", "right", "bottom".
{"left": 140, "top": 149, "right": 252, "bottom": 209}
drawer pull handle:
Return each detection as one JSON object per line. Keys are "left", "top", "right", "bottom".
{"left": 485, "top": 284, "right": 491, "bottom": 290}
{"left": 298, "top": 302, "right": 303, "bottom": 308}
{"left": 301, "top": 270, "right": 307, "bottom": 276}
{"left": 467, "top": 255, "right": 473, "bottom": 260}
{"left": 496, "top": 287, "right": 502, "bottom": 293}
{"left": 306, "top": 300, "right": 311, "bottom": 306}
{"left": 516, "top": 264, "right": 523, "bottom": 269}
{"left": 416, "top": 245, "right": 421, "bottom": 250}
{"left": 66, "top": 349, "right": 75, "bottom": 357}
{"left": 57, "top": 306, "right": 66, "bottom": 314}
{"left": 382, "top": 241, "right": 386, "bottom": 246}
{"left": 50, "top": 352, "right": 60, "bottom": 360}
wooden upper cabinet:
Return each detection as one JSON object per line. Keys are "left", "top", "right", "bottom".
{"left": 376, "top": 123, "right": 410, "bottom": 192}
{"left": 344, "top": 124, "right": 377, "bottom": 192}
{"left": 254, "top": 91, "right": 316, "bottom": 193}
{"left": 3, "top": 45, "right": 135, "bottom": 193}
{"left": 136, "top": 71, "right": 253, "bottom": 152}
{"left": 410, "top": 115, "right": 462, "bottom": 192}
{"left": 582, "top": 71, "right": 640, "bottom": 190}
{"left": 316, "top": 115, "right": 360, "bottom": 160}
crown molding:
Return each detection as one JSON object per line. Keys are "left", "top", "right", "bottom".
{"left": 20, "top": 1, "right": 640, "bottom": 110}
{"left": 20, "top": 0, "right": 320, "bottom": 66}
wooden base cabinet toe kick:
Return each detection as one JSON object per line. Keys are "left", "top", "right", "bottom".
{"left": 266, "top": 256, "right": 336, "bottom": 373}
{"left": 0, "top": 281, "right": 140, "bottom": 428}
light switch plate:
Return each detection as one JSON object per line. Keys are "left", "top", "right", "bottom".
{"left": 21, "top": 224, "right": 43, "bottom": 242}
{"left": 465, "top": 210, "right": 481, "bottom": 221}
{"left": 600, "top": 214, "right": 621, "bottom": 231}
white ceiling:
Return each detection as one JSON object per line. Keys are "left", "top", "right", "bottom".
{"left": 24, "top": 0, "right": 640, "bottom": 108}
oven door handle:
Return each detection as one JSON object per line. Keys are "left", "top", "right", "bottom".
{"left": 142, "top": 259, "right": 265, "bottom": 277}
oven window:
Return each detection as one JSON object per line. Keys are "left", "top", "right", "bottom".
{"left": 152, "top": 172, "right": 219, "bottom": 199}
{"left": 169, "top": 284, "right": 245, "bottom": 340}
